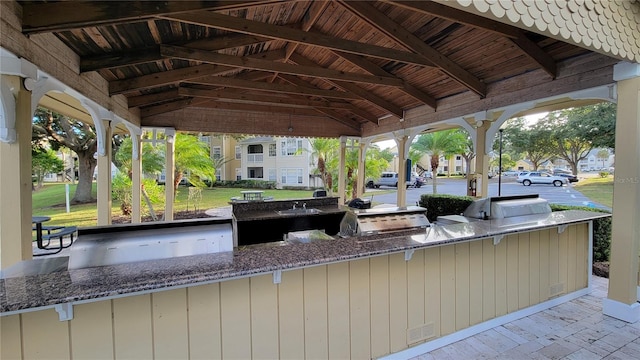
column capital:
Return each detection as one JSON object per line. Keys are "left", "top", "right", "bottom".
{"left": 613, "top": 62, "right": 640, "bottom": 82}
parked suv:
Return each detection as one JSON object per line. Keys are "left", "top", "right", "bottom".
{"left": 369, "top": 171, "right": 417, "bottom": 188}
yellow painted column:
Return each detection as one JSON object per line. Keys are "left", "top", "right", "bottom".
{"left": 96, "top": 120, "right": 113, "bottom": 225}
{"left": 604, "top": 62, "right": 640, "bottom": 323}
{"left": 338, "top": 137, "right": 346, "bottom": 205}
{"left": 471, "top": 121, "right": 489, "bottom": 198}
{"left": 131, "top": 133, "right": 142, "bottom": 223}
{"left": 395, "top": 135, "right": 408, "bottom": 207}
{"left": 165, "top": 131, "right": 175, "bottom": 221}
{"left": 0, "top": 76, "right": 33, "bottom": 268}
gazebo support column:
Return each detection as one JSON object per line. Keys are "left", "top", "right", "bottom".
{"left": 0, "top": 75, "right": 33, "bottom": 268}
{"left": 604, "top": 62, "right": 640, "bottom": 323}
{"left": 471, "top": 118, "right": 490, "bottom": 198}
{"left": 394, "top": 134, "right": 409, "bottom": 207}
{"left": 96, "top": 119, "right": 113, "bottom": 225}
{"left": 338, "top": 136, "right": 346, "bottom": 205}
{"left": 164, "top": 129, "right": 175, "bottom": 221}
{"left": 355, "top": 140, "right": 369, "bottom": 199}
{"left": 128, "top": 126, "right": 142, "bottom": 224}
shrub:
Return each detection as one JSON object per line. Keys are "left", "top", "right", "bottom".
{"left": 418, "top": 194, "right": 474, "bottom": 222}
{"left": 550, "top": 204, "right": 611, "bottom": 262}
{"left": 599, "top": 171, "right": 609, "bottom": 178}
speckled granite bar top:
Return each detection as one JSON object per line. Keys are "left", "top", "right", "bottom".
{"left": 232, "top": 196, "right": 345, "bottom": 221}
{"left": 0, "top": 210, "right": 609, "bottom": 314}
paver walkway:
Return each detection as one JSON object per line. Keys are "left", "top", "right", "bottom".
{"left": 411, "top": 276, "right": 640, "bottom": 359}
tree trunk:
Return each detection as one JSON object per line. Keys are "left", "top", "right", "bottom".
{"left": 72, "top": 149, "right": 97, "bottom": 203}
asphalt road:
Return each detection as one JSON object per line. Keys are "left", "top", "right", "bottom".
{"left": 365, "top": 176, "right": 610, "bottom": 210}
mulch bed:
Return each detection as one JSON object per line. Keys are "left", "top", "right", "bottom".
{"left": 592, "top": 262, "right": 609, "bottom": 278}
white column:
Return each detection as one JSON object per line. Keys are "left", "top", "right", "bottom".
{"left": 96, "top": 119, "right": 113, "bottom": 225}
{"left": 356, "top": 140, "right": 369, "bottom": 198}
{"left": 472, "top": 119, "right": 489, "bottom": 198}
{"left": 604, "top": 62, "right": 640, "bottom": 323}
{"left": 0, "top": 76, "right": 33, "bottom": 268}
{"left": 131, "top": 132, "right": 142, "bottom": 223}
{"left": 164, "top": 130, "right": 175, "bottom": 221}
{"left": 338, "top": 136, "right": 347, "bottom": 205}
{"left": 395, "top": 135, "right": 408, "bottom": 207}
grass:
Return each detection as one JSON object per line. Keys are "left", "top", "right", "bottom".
{"left": 32, "top": 183, "right": 318, "bottom": 228}
{"left": 574, "top": 176, "right": 614, "bottom": 208}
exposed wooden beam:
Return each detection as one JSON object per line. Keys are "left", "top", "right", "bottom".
{"left": 159, "top": 11, "right": 436, "bottom": 68}
{"left": 187, "top": 75, "right": 361, "bottom": 101}
{"left": 161, "top": 45, "right": 404, "bottom": 87}
{"left": 140, "top": 97, "right": 211, "bottom": 118}
{"left": 335, "top": 50, "right": 437, "bottom": 109}
{"left": 128, "top": 89, "right": 180, "bottom": 108}
{"left": 285, "top": 55, "right": 404, "bottom": 119}
{"left": 22, "top": 0, "right": 286, "bottom": 34}
{"left": 81, "top": 34, "right": 268, "bottom": 73}
{"left": 339, "top": 0, "right": 486, "bottom": 97}
{"left": 109, "top": 49, "right": 284, "bottom": 95}
{"left": 386, "top": 1, "right": 556, "bottom": 78}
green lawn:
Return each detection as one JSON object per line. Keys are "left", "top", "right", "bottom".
{"left": 574, "top": 176, "right": 614, "bottom": 208}
{"left": 32, "top": 183, "right": 318, "bottom": 228}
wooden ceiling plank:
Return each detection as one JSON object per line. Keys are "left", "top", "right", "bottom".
{"left": 335, "top": 50, "right": 437, "bottom": 108}
{"left": 128, "top": 89, "right": 181, "bottom": 108}
{"left": 109, "top": 49, "right": 284, "bottom": 95}
{"left": 285, "top": 55, "right": 403, "bottom": 119}
{"left": 22, "top": 0, "right": 286, "bottom": 34}
{"left": 187, "top": 76, "right": 361, "bottom": 101}
{"left": 140, "top": 97, "right": 211, "bottom": 118}
{"left": 512, "top": 34, "right": 557, "bottom": 78}
{"left": 161, "top": 45, "right": 404, "bottom": 87}
{"left": 311, "top": 108, "right": 363, "bottom": 131}
{"left": 386, "top": 1, "right": 556, "bottom": 78}
{"left": 159, "top": 11, "right": 436, "bottom": 67}
{"left": 339, "top": 0, "right": 486, "bottom": 97}
{"left": 81, "top": 34, "right": 269, "bottom": 73}
{"left": 180, "top": 87, "right": 341, "bottom": 109}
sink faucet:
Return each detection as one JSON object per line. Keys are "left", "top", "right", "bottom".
{"left": 292, "top": 201, "right": 298, "bottom": 210}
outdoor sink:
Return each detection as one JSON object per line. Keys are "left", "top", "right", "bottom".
{"left": 276, "top": 208, "right": 323, "bottom": 216}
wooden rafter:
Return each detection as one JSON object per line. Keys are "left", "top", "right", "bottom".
{"left": 161, "top": 45, "right": 404, "bottom": 87}
{"left": 339, "top": 0, "right": 486, "bottom": 97}
{"left": 386, "top": 0, "right": 557, "bottom": 78}
{"left": 128, "top": 89, "right": 181, "bottom": 108}
{"left": 21, "top": 0, "right": 286, "bottom": 34}
{"left": 81, "top": 34, "right": 268, "bottom": 73}
{"left": 140, "top": 97, "right": 211, "bottom": 118}
{"left": 158, "top": 11, "right": 437, "bottom": 68}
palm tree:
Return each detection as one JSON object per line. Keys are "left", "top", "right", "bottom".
{"left": 172, "top": 133, "right": 216, "bottom": 197}
{"left": 412, "top": 130, "right": 467, "bottom": 193}
{"left": 309, "top": 138, "right": 339, "bottom": 192}
{"left": 596, "top": 149, "right": 609, "bottom": 169}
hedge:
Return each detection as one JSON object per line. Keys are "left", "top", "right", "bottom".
{"left": 419, "top": 194, "right": 611, "bottom": 262}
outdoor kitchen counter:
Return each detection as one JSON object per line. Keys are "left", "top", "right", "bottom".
{"left": 0, "top": 210, "right": 609, "bottom": 314}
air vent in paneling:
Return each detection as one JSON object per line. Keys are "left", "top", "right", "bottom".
{"left": 407, "top": 322, "right": 435, "bottom": 344}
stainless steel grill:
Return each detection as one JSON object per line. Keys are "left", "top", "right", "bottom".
{"left": 68, "top": 220, "right": 233, "bottom": 269}
{"left": 438, "top": 195, "right": 551, "bottom": 224}
{"left": 339, "top": 206, "right": 430, "bottom": 237}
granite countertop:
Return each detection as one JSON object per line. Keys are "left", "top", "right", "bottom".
{"left": 0, "top": 210, "right": 609, "bottom": 315}
{"left": 234, "top": 204, "right": 346, "bottom": 221}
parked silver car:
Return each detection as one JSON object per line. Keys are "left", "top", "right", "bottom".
{"left": 517, "top": 171, "right": 568, "bottom": 186}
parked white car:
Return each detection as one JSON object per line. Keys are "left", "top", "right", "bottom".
{"left": 517, "top": 171, "right": 568, "bottom": 187}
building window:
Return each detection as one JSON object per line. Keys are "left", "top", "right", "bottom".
{"left": 269, "top": 143, "right": 277, "bottom": 157}
{"left": 235, "top": 168, "right": 241, "bottom": 180}
{"left": 215, "top": 168, "right": 221, "bottom": 181}
{"left": 248, "top": 167, "right": 264, "bottom": 179}
{"left": 247, "top": 144, "right": 263, "bottom": 162}
{"left": 212, "top": 146, "right": 221, "bottom": 160}
{"left": 456, "top": 155, "right": 462, "bottom": 161}
{"left": 281, "top": 139, "right": 303, "bottom": 156}
{"left": 268, "top": 168, "right": 276, "bottom": 181}
{"left": 281, "top": 168, "right": 303, "bottom": 184}
{"left": 248, "top": 144, "right": 263, "bottom": 154}
{"left": 235, "top": 146, "right": 241, "bottom": 160}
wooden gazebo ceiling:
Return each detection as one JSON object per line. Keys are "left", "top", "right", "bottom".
{"left": 20, "top": 1, "right": 590, "bottom": 133}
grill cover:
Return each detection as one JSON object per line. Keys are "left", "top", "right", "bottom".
{"left": 340, "top": 206, "right": 429, "bottom": 236}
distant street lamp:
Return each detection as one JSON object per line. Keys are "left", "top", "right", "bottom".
{"left": 498, "top": 129, "right": 504, "bottom": 196}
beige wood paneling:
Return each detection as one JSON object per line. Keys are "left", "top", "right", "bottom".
{"left": 481, "top": 238, "right": 496, "bottom": 321}
{"left": 220, "top": 278, "right": 252, "bottom": 359}
{"left": 113, "top": 294, "right": 153, "bottom": 359}
{"left": 188, "top": 284, "right": 223, "bottom": 359}
{"left": 455, "top": 243, "right": 470, "bottom": 331}
{"left": 2, "top": 224, "right": 592, "bottom": 359}
{"left": 152, "top": 289, "right": 189, "bottom": 360}
{"left": 278, "top": 270, "right": 305, "bottom": 359}
{"left": 370, "top": 255, "right": 391, "bottom": 358}
{"left": 424, "top": 247, "right": 441, "bottom": 338}
{"left": 518, "top": 233, "right": 531, "bottom": 310}
{"left": 349, "top": 258, "right": 371, "bottom": 359}
{"left": 22, "top": 309, "right": 70, "bottom": 359}
{"left": 70, "top": 301, "right": 114, "bottom": 359}
{"left": 440, "top": 245, "right": 456, "bottom": 335}
{"left": 389, "top": 252, "right": 408, "bottom": 352}
{"left": 303, "top": 266, "right": 329, "bottom": 359}
{"left": 249, "top": 275, "right": 279, "bottom": 359}
{"left": 0, "top": 314, "right": 22, "bottom": 359}
{"left": 327, "top": 262, "right": 351, "bottom": 359}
